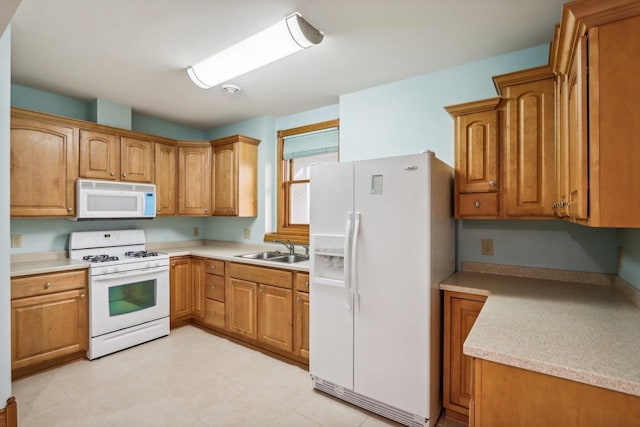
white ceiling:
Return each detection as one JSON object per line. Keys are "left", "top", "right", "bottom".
{"left": 10, "top": 0, "right": 567, "bottom": 130}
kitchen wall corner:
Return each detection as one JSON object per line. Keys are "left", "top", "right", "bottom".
{"left": 617, "top": 228, "right": 640, "bottom": 291}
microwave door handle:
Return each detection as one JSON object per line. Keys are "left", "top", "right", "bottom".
{"left": 91, "top": 266, "right": 169, "bottom": 281}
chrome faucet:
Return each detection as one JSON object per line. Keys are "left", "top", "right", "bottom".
{"left": 274, "top": 240, "right": 295, "bottom": 255}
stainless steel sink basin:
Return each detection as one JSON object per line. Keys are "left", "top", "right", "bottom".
{"left": 270, "top": 254, "right": 310, "bottom": 263}
{"left": 236, "top": 251, "right": 285, "bottom": 260}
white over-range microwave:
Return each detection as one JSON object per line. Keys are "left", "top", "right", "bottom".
{"left": 75, "top": 179, "right": 156, "bottom": 220}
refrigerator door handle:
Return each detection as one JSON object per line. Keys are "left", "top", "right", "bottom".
{"left": 344, "top": 211, "right": 353, "bottom": 311}
{"left": 351, "top": 212, "right": 361, "bottom": 312}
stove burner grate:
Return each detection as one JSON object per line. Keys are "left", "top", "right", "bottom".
{"left": 124, "top": 251, "right": 159, "bottom": 258}
{"left": 83, "top": 254, "right": 119, "bottom": 263}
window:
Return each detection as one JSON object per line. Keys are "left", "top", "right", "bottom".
{"left": 265, "top": 119, "right": 339, "bottom": 244}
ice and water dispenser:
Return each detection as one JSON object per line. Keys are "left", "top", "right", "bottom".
{"left": 310, "top": 234, "right": 347, "bottom": 287}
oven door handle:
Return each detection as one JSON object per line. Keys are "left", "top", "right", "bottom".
{"left": 91, "top": 266, "right": 170, "bottom": 281}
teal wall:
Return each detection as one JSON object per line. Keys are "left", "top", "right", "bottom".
{"left": 12, "top": 84, "right": 90, "bottom": 120}
{"left": 10, "top": 217, "right": 206, "bottom": 254}
{"left": 339, "top": 43, "right": 619, "bottom": 274}
{"left": 617, "top": 229, "right": 640, "bottom": 290}
{"left": 89, "top": 98, "right": 132, "bottom": 130}
{"left": 132, "top": 112, "right": 205, "bottom": 140}
{"left": 1, "top": 24, "right": 12, "bottom": 403}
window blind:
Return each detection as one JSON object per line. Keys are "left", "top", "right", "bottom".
{"left": 283, "top": 127, "right": 339, "bottom": 160}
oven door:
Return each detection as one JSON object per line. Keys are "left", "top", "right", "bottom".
{"left": 90, "top": 266, "right": 169, "bottom": 337}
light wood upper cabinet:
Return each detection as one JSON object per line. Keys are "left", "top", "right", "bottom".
{"left": 178, "top": 144, "right": 211, "bottom": 215}
{"left": 79, "top": 129, "right": 120, "bottom": 180}
{"left": 495, "top": 68, "right": 556, "bottom": 218}
{"left": 10, "top": 113, "right": 78, "bottom": 217}
{"left": 11, "top": 270, "right": 88, "bottom": 378}
{"left": 154, "top": 143, "right": 177, "bottom": 215}
{"left": 446, "top": 98, "right": 500, "bottom": 219}
{"left": 211, "top": 135, "right": 260, "bottom": 217}
{"left": 120, "top": 136, "right": 153, "bottom": 183}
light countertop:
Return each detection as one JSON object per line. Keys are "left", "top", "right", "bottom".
{"left": 441, "top": 270, "right": 640, "bottom": 397}
{"left": 10, "top": 240, "right": 309, "bottom": 278}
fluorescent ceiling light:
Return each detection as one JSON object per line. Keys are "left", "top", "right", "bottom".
{"left": 187, "top": 12, "right": 324, "bottom": 89}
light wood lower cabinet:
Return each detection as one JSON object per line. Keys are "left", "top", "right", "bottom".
{"left": 10, "top": 270, "right": 88, "bottom": 378}
{"left": 191, "top": 259, "right": 205, "bottom": 320}
{"left": 170, "top": 257, "right": 191, "bottom": 327}
{"left": 257, "top": 284, "right": 293, "bottom": 352}
{"left": 470, "top": 358, "right": 640, "bottom": 427}
{"left": 227, "top": 278, "right": 258, "bottom": 339}
{"left": 294, "top": 272, "right": 310, "bottom": 361}
{"left": 443, "top": 291, "right": 486, "bottom": 423}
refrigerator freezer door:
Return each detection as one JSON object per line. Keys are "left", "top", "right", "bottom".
{"left": 352, "top": 153, "right": 432, "bottom": 417}
{"left": 309, "top": 162, "right": 355, "bottom": 389}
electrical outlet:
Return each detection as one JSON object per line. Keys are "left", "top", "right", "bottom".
{"left": 243, "top": 228, "right": 251, "bottom": 239}
{"left": 11, "top": 234, "right": 22, "bottom": 248}
{"left": 193, "top": 227, "right": 199, "bottom": 237}
{"left": 481, "top": 239, "right": 494, "bottom": 256}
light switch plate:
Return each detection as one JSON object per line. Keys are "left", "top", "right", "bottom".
{"left": 193, "top": 227, "right": 199, "bottom": 237}
{"left": 243, "top": 228, "right": 251, "bottom": 239}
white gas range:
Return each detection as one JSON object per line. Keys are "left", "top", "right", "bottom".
{"left": 69, "top": 229, "right": 170, "bottom": 360}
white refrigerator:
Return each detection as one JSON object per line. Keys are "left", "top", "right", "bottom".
{"left": 309, "top": 152, "right": 454, "bottom": 427}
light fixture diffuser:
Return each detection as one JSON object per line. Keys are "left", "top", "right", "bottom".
{"left": 187, "top": 12, "right": 323, "bottom": 89}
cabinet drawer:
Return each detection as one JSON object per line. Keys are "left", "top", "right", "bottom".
{"left": 205, "top": 274, "right": 225, "bottom": 302}
{"left": 12, "top": 270, "right": 87, "bottom": 299}
{"left": 458, "top": 193, "right": 499, "bottom": 217}
{"left": 230, "top": 263, "right": 292, "bottom": 289}
{"left": 205, "top": 259, "right": 225, "bottom": 276}
{"left": 295, "top": 272, "right": 310, "bottom": 293}
{"left": 205, "top": 299, "right": 225, "bottom": 329}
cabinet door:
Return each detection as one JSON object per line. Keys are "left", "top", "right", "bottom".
{"left": 503, "top": 77, "right": 556, "bottom": 217}
{"left": 555, "top": 73, "right": 570, "bottom": 218}
{"left": 178, "top": 145, "right": 211, "bottom": 215}
{"left": 11, "top": 289, "right": 88, "bottom": 373}
{"left": 456, "top": 110, "right": 499, "bottom": 194}
{"left": 121, "top": 136, "right": 153, "bottom": 183}
{"left": 212, "top": 142, "right": 237, "bottom": 216}
{"left": 294, "top": 291, "right": 310, "bottom": 360}
{"left": 170, "top": 257, "right": 191, "bottom": 326}
{"left": 443, "top": 291, "right": 486, "bottom": 419}
{"left": 205, "top": 274, "right": 225, "bottom": 302}
{"left": 79, "top": 129, "right": 119, "bottom": 180}
{"left": 258, "top": 284, "right": 293, "bottom": 352}
{"left": 227, "top": 278, "right": 257, "bottom": 339}
{"left": 205, "top": 299, "right": 225, "bottom": 329}
{"left": 10, "top": 116, "right": 78, "bottom": 217}
{"left": 154, "top": 143, "right": 177, "bottom": 215}
{"left": 191, "top": 259, "right": 205, "bottom": 320}
{"left": 567, "top": 36, "right": 588, "bottom": 220}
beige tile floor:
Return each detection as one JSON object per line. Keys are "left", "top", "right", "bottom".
{"left": 13, "top": 326, "right": 410, "bottom": 427}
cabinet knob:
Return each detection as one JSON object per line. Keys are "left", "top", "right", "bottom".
{"left": 44, "top": 282, "right": 52, "bottom": 289}
{"left": 210, "top": 265, "right": 216, "bottom": 270}
{"left": 210, "top": 312, "right": 215, "bottom": 317}
{"left": 259, "top": 286, "right": 263, "bottom": 293}
{"left": 171, "top": 263, "right": 176, "bottom": 268}
{"left": 474, "top": 201, "right": 481, "bottom": 208}
{"left": 297, "top": 296, "right": 301, "bottom": 302}
{"left": 210, "top": 285, "right": 215, "bottom": 290}
{"left": 157, "top": 208, "right": 161, "bottom": 212}
{"left": 231, "top": 208, "right": 235, "bottom": 212}
{"left": 67, "top": 207, "right": 73, "bottom": 212}
{"left": 489, "top": 180, "right": 495, "bottom": 187}
{"left": 305, "top": 281, "right": 309, "bottom": 287}
{"left": 110, "top": 172, "right": 115, "bottom": 176}
{"left": 251, "top": 286, "right": 255, "bottom": 292}
{"left": 204, "top": 208, "right": 208, "bottom": 213}
{"left": 80, "top": 294, "right": 86, "bottom": 299}
{"left": 122, "top": 173, "right": 127, "bottom": 177}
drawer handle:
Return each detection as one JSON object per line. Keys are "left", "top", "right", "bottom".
{"left": 474, "top": 201, "right": 481, "bottom": 208}
{"left": 44, "top": 282, "right": 52, "bottom": 289}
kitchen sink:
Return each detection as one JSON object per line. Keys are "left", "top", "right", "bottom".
{"left": 269, "top": 254, "right": 310, "bottom": 263}
{"left": 236, "top": 251, "right": 286, "bottom": 260}
{"left": 235, "top": 251, "right": 309, "bottom": 263}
